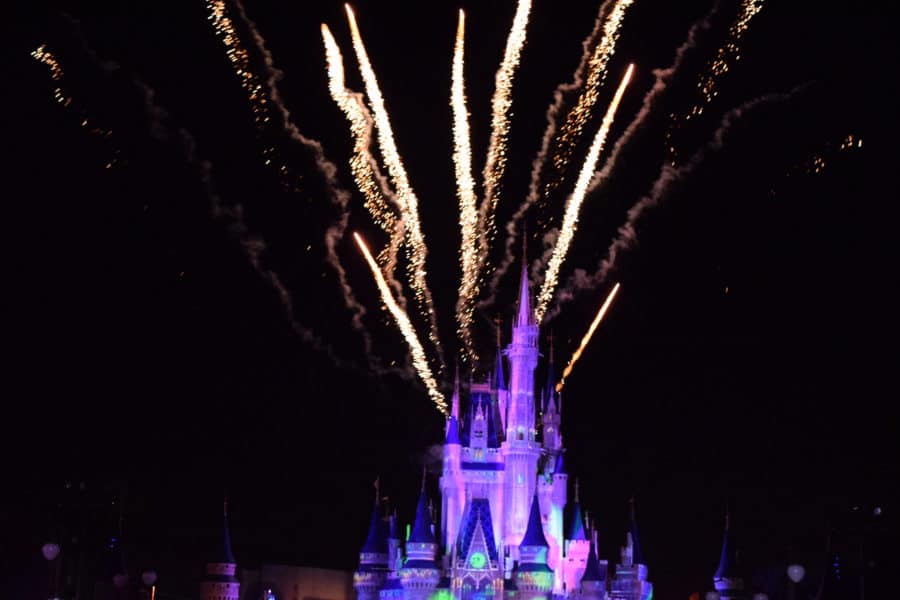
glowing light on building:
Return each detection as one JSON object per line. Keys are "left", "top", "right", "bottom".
{"left": 354, "top": 232, "right": 448, "bottom": 416}
{"left": 535, "top": 65, "right": 634, "bottom": 324}
{"left": 556, "top": 282, "right": 620, "bottom": 393}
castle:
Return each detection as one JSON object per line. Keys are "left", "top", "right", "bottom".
{"left": 352, "top": 266, "right": 654, "bottom": 600}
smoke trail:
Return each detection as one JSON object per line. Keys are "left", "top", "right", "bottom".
{"left": 345, "top": 5, "right": 445, "bottom": 372}
{"left": 211, "top": 0, "right": 381, "bottom": 365}
{"left": 546, "top": 92, "right": 797, "bottom": 322}
{"left": 477, "top": 0, "right": 533, "bottom": 277}
{"left": 451, "top": 10, "right": 481, "bottom": 364}
{"left": 533, "top": 64, "right": 634, "bottom": 324}
{"left": 354, "top": 233, "right": 449, "bottom": 416}
{"left": 483, "top": 4, "right": 717, "bottom": 314}
{"left": 556, "top": 282, "right": 620, "bottom": 393}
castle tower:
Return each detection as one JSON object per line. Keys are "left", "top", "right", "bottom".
{"left": 609, "top": 499, "right": 652, "bottom": 600}
{"left": 563, "top": 481, "right": 590, "bottom": 594}
{"left": 514, "top": 494, "right": 554, "bottom": 599}
{"left": 580, "top": 531, "right": 609, "bottom": 600}
{"left": 399, "top": 484, "right": 441, "bottom": 599}
{"left": 502, "top": 259, "right": 542, "bottom": 551}
{"left": 441, "top": 369, "right": 465, "bottom": 554}
{"left": 493, "top": 337, "right": 509, "bottom": 432}
{"left": 712, "top": 512, "right": 747, "bottom": 600}
{"left": 200, "top": 499, "right": 240, "bottom": 600}
{"left": 355, "top": 485, "right": 389, "bottom": 600}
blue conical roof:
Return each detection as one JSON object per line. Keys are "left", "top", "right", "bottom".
{"left": 713, "top": 513, "right": 738, "bottom": 580}
{"left": 582, "top": 539, "right": 605, "bottom": 582}
{"left": 446, "top": 415, "right": 460, "bottom": 445}
{"left": 494, "top": 349, "right": 507, "bottom": 392}
{"left": 630, "top": 499, "right": 646, "bottom": 566}
{"left": 568, "top": 501, "right": 588, "bottom": 541}
{"left": 361, "top": 500, "right": 388, "bottom": 555}
{"left": 520, "top": 494, "right": 549, "bottom": 548}
{"left": 554, "top": 452, "right": 567, "bottom": 475}
{"left": 409, "top": 489, "right": 436, "bottom": 544}
{"left": 216, "top": 501, "right": 236, "bottom": 564}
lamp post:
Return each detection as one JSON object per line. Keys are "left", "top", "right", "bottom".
{"left": 141, "top": 569, "right": 158, "bottom": 600}
{"left": 786, "top": 563, "right": 805, "bottom": 600}
{"left": 42, "top": 542, "right": 62, "bottom": 600}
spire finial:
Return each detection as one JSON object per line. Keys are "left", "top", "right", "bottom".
{"left": 421, "top": 465, "right": 427, "bottom": 493}
{"left": 575, "top": 478, "right": 580, "bottom": 503}
{"left": 374, "top": 476, "right": 381, "bottom": 505}
{"left": 224, "top": 493, "right": 228, "bottom": 518}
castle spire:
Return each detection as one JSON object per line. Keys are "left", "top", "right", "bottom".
{"left": 629, "top": 496, "right": 646, "bottom": 566}
{"left": 516, "top": 244, "right": 535, "bottom": 328}
{"left": 409, "top": 484, "right": 436, "bottom": 545}
{"left": 451, "top": 363, "right": 461, "bottom": 419}
{"left": 713, "top": 508, "right": 741, "bottom": 589}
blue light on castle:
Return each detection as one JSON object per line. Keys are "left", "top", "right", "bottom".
{"left": 352, "top": 266, "right": 654, "bottom": 600}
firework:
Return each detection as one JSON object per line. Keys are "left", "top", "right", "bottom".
{"left": 345, "top": 5, "right": 444, "bottom": 368}
{"left": 556, "top": 283, "right": 620, "bottom": 392}
{"left": 354, "top": 232, "right": 448, "bottom": 416}
{"left": 322, "top": 25, "right": 399, "bottom": 240}
{"left": 451, "top": 10, "right": 481, "bottom": 364}
{"left": 667, "top": 0, "right": 765, "bottom": 164}
{"left": 31, "top": 44, "right": 117, "bottom": 168}
{"left": 534, "top": 64, "right": 634, "bottom": 324}
{"left": 478, "top": 0, "right": 533, "bottom": 267}
{"left": 546, "top": 0, "right": 634, "bottom": 194}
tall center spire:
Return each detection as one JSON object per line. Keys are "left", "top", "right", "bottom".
{"left": 516, "top": 232, "right": 535, "bottom": 328}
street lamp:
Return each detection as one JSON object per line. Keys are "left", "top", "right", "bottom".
{"left": 42, "top": 542, "right": 62, "bottom": 600}
{"left": 786, "top": 563, "right": 805, "bottom": 600}
{"left": 141, "top": 569, "right": 158, "bottom": 600}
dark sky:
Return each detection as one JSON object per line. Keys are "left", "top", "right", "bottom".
{"left": 3, "top": 0, "right": 897, "bottom": 599}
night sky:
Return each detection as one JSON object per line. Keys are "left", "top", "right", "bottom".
{"left": 4, "top": 0, "right": 897, "bottom": 599}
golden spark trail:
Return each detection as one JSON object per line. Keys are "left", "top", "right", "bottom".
{"left": 451, "top": 10, "right": 480, "bottom": 364}
{"left": 31, "top": 44, "right": 118, "bottom": 168}
{"left": 556, "top": 283, "right": 620, "bottom": 392}
{"left": 322, "top": 25, "right": 398, "bottom": 239}
{"left": 345, "top": 5, "right": 444, "bottom": 366}
{"left": 479, "top": 0, "right": 533, "bottom": 264}
{"left": 354, "top": 232, "right": 448, "bottom": 416}
{"left": 534, "top": 64, "right": 634, "bottom": 324}
{"left": 547, "top": 0, "right": 634, "bottom": 195}
{"left": 667, "top": 0, "right": 765, "bottom": 164}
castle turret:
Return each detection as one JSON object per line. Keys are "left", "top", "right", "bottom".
{"left": 515, "top": 494, "right": 553, "bottom": 599}
{"left": 563, "top": 481, "right": 590, "bottom": 593}
{"left": 580, "top": 530, "right": 609, "bottom": 599}
{"left": 712, "top": 512, "right": 746, "bottom": 600}
{"left": 609, "top": 499, "right": 653, "bottom": 600}
{"left": 200, "top": 499, "right": 240, "bottom": 600}
{"left": 493, "top": 339, "right": 509, "bottom": 431}
{"left": 502, "top": 256, "right": 542, "bottom": 551}
{"left": 355, "top": 484, "right": 389, "bottom": 600}
{"left": 441, "top": 370, "right": 465, "bottom": 554}
{"left": 400, "top": 484, "right": 441, "bottom": 598}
